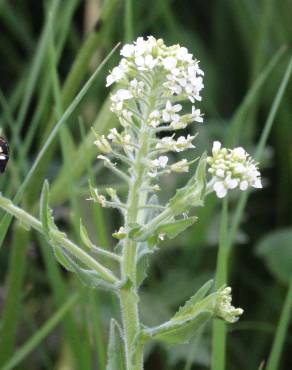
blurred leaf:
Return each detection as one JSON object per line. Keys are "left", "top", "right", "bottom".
{"left": 106, "top": 319, "right": 126, "bottom": 370}
{"left": 256, "top": 228, "right": 292, "bottom": 283}
{"left": 79, "top": 218, "right": 93, "bottom": 251}
{"left": 136, "top": 252, "right": 150, "bottom": 288}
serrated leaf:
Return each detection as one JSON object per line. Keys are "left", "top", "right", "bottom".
{"left": 106, "top": 319, "right": 126, "bottom": 370}
{"left": 174, "top": 280, "right": 214, "bottom": 319}
{"left": 255, "top": 228, "right": 292, "bottom": 284}
{"left": 147, "top": 311, "right": 211, "bottom": 345}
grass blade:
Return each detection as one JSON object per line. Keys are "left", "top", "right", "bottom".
{"left": 1, "top": 294, "right": 79, "bottom": 370}
{"left": 266, "top": 278, "right": 292, "bottom": 370}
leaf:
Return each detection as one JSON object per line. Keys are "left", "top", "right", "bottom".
{"left": 136, "top": 252, "right": 149, "bottom": 288}
{"left": 146, "top": 311, "right": 211, "bottom": 345}
{"left": 106, "top": 319, "right": 126, "bottom": 370}
{"left": 168, "top": 153, "right": 207, "bottom": 216}
{"left": 143, "top": 281, "right": 216, "bottom": 345}
{"left": 79, "top": 218, "right": 93, "bottom": 250}
{"left": 51, "top": 243, "right": 75, "bottom": 272}
{"left": 145, "top": 194, "right": 161, "bottom": 223}
{"left": 174, "top": 279, "right": 214, "bottom": 319}
{"left": 130, "top": 217, "right": 197, "bottom": 245}
{"left": 157, "top": 217, "right": 198, "bottom": 240}
{"left": 40, "top": 180, "right": 54, "bottom": 237}
{"left": 255, "top": 228, "right": 292, "bottom": 284}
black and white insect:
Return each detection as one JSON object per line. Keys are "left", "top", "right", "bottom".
{"left": 0, "top": 136, "right": 9, "bottom": 173}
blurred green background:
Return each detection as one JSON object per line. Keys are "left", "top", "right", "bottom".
{"left": 0, "top": 0, "right": 291, "bottom": 369}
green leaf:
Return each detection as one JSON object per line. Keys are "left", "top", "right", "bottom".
{"left": 145, "top": 194, "right": 161, "bottom": 222}
{"left": 40, "top": 180, "right": 54, "bottom": 237}
{"left": 157, "top": 217, "right": 198, "bottom": 240}
{"left": 136, "top": 252, "right": 149, "bottom": 288}
{"left": 144, "top": 281, "right": 216, "bottom": 345}
{"left": 40, "top": 181, "right": 74, "bottom": 272}
{"left": 51, "top": 244, "right": 75, "bottom": 272}
{"left": 168, "top": 153, "right": 207, "bottom": 216}
{"left": 146, "top": 311, "right": 211, "bottom": 345}
{"left": 130, "top": 217, "right": 197, "bottom": 245}
{"left": 174, "top": 279, "right": 214, "bottom": 319}
{"left": 79, "top": 218, "right": 93, "bottom": 250}
{"left": 106, "top": 319, "right": 126, "bottom": 370}
{"left": 255, "top": 228, "right": 292, "bottom": 284}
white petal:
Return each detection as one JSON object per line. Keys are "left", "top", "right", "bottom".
{"left": 253, "top": 178, "right": 262, "bottom": 188}
{"left": 233, "top": 147, "right": 246, "bottom": 159}
{"left": 212, "top": 141, "right": 221, "bottom": 155}
{"left": 163, "top": 56, "right": 177, "bottom": 70}
{"left": 158, "top": 156, "right": 168, "bottom": 167}
{"left": 239, "top": 181, "right": 248, "bottom": 191}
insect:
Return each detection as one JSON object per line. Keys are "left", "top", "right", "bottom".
{"left": 0, "top": 136, "right": 9, "bottom": 173}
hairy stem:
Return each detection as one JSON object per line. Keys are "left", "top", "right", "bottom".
{"left": 120, "top": 128, "right": 151, "bottom": 369}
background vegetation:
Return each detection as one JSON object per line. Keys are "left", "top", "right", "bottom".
{"left": 0, "top": 0, "right": 291, "bottom": 369}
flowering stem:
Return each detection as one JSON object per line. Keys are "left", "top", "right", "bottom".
{"left": 211, "top": 198, "right": 229, "bottom": 370}
{"left": 119, "top": 126, "right": 153, "bottom": 369}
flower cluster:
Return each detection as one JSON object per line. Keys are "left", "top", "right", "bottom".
{"left": 94, "top": 36, "right": 206, "bottom": 189}
{"left": 207, "top": 141, "right": 262, "bottom": 198}
{"left": 108, "top": 36, "right": 203, "bottom": 130}
{"left": 215, "top": 287, "right": 244, "bottom": 323}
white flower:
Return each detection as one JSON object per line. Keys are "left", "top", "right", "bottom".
{"left": 94, "top": 135, "right": 112, "bottom": 154}
{"left": 151, "top": 156, "right": 169, "bottom": 168}
{"left": 119, "top": 109, "right": 133, "bottom": 127}
{"left": 170, "top": 120, "right": 187, "bottom": 130}
{"left": 213, "top": 181, "right": 227, "bottom": 198}
{"left": 120, "top": 43, "right": 135, "bottom": 57}
{"left": 162, "top": 101, "right": 182, "bottom": 123}
{"left": 171, "top": 159, "right": 189, "bottom": 173}
{"left": 148, "top": 110, "right": 161, "bottom": 127}
{"left": 106, "top": 63, "right": 128, "bottom": 87}
{"left": 107, "top": 128, "right": 119, "bottom": 142}
{"left": 135, "top": 54, "right": 157, "bottom": 70}
{"left": 129, "top": 79, "right": 144, "bottom": 97}
{"left": 110, "top": 89, "right": 133, "bottom": 111}
{"left": 148, "top": 156, "right": 169, "bottom": 177}
{"left": 156, "top": 135, "right": 195, "bottom": 153}
{"left": 212, "top": 141, "right": 222, "bottom": 155}
{"left": 163, "top": 56, "right": 177, "bottom": 70}
{"left": 106, "top": 36, "right": 204, "bottom": 106}
{"left": 207, "top": 142, "right": 262, "bottom": 198}
{"left": 191, "top": 106, "right": 203, "bottom": 123}
{"left": 89, "top": 187, "right": 107, "bottom": 207}
{"left": 175, "top": 135, "right": 195, "bottom": 152}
